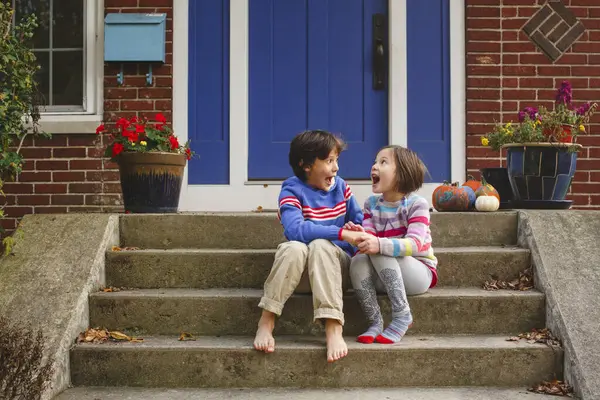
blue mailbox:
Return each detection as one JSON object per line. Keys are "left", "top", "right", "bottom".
{"left": 104, "top": 13, "right": 167, "bottom": 85}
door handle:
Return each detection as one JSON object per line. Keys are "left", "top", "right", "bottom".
{"left": 372, "top": 13, "right": 387, "bottom": 90}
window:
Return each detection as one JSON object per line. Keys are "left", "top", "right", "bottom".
{"left": 13, "top": 0, "right": 100, "bottom": 121}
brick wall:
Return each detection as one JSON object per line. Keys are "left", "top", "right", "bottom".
{"left": 466, "top": 0, "right": 600, "bottom": 209}
{"left": 1, "top": 0, "right": 174, "bottom": 233}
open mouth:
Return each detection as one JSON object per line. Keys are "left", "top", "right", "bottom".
{"left": 371, "top": 175, "right": 380, "bottom": 184}
{"left": 325, "top": 176, "right": 334, "bottom": 186}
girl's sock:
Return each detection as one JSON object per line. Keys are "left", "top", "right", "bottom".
{"left": 375, "top": 311, "right": 413, "bottom": 344}
{"left": 357, "top": 322, "right": 383, "bottom": 344}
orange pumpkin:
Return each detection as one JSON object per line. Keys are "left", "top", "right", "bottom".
{"left": 432, "top": 181, "right": 475, "bottom": 212}
{"left": 462, "top": 175, "right": 482, "bottom": 192}
{"left": 475, "top": 179, "right": 500, "bottom": 202}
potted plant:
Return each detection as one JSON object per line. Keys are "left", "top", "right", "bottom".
{"left": 481, "top": 80, "right": 597, "bottom": 208}
{"left": 96, "top": 114, "right": 195, "bottom": 213}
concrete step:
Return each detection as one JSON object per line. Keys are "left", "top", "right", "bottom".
{"left": 105, "top": 246, "right": 530, "bottom": 289}
{"left": 69, "top": 335, "right": 562, "bottom": 388}
{"left": 56, "top": 386, "right": 552, "bottom": 399}
{"left": 89, "top": 288, "right": 545, "bottom": 336}
{"left": 119, "top": 212, "right": 518, "bottom": 249}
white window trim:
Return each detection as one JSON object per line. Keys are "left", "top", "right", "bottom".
{"left": 35, "top": 0, "right": 104, "bottom": 134}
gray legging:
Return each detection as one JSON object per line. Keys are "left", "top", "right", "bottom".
{"left": 350, "top": 254, "right": 432, "bottom": 325}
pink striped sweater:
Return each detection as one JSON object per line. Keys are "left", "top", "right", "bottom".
{"left": 362, "top": 193, "right": 438, "bottom": 288}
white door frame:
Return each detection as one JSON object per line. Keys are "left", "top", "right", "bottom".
{"left": 172, "top": 0, "right": 465, "bottom": 212}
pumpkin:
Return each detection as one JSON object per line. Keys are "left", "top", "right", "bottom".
{"left": 475, "top": 195, "right": 500, "bottom": 212}
{"left": 474, "top": 178, "right": 500, "bottom": 202}
{"left": 432, "top": 181, "right": 475, "bottom": 212}
{"left": 462, "top": 175, "right": 482, "bottom": 192}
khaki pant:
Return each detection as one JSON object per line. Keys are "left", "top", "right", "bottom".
{"left": 258, "top": 239, "right": 351, "bottom": 325}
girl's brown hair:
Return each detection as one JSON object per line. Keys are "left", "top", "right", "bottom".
{"left": 379, "top": 145, "right": 428, "bottom": 194}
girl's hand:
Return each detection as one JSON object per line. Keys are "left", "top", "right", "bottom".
{"left": 343, "top": 221, "right": 364, "bottom": 232}
{"left": 357, "top": 235, "right": 380, "bottom": 255}
{"left": 341, "top": 230, "right": 365, "bottom": 246}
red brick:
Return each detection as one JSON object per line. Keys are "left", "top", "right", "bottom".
{"left": 139, "top": 0, "right": 172, "bottom": 6}
{"left": 469, "top": 19, "right": 501, "bottom": 29}
{"left": 502, "top": 89, "right": 537, "bottom": 100}
{"left": 502, "top": 8, "right": 518, "bottom": 17}
{"left": 582, "top": 18, "right": 600, "bottom": 30}
{"left": 69, "top": 183, "right": 102, "bottom": 193}
{"left": 537, "top": 66, "right": 571, "bottom": 75}
{"left": 86, "top": 195, "right": 122, "bottom": 206}
{"left": 121, "top": 100, "right": 154, "bottom": 111}
{"left": 503, "top": 65, "right": 536, "bottom": 76}
{"left": 578, "top": 159, "right": 600, "bottom": 170}
{"left": 520, "top": 54, "right": 550, "bottom": 65}
{"left": 69, "top": 136, "right": 100, "bottom": 146}
{"left": 20, "top": 148, "right": 52, "bottom": 159}
{"left": 573, "top": 43, "right": 600, "bottom": 54}
{"left": 517, "top": 7, "right": 538, "bottom": 17}
{"left": 53, "top": 171, "right": 85, "bottom": 182}
{"left": 104, "top": 100, "right": 121, "bottom": 111}
{"left": 86, "top": 171, "right": 120, "bottom": 182}
{"left": 138, "top": 88, "right": 172, "bottom": 99}
{"left": 572, "top": 66, "right": 600, "bottom": 76}
{"left": 467, "top": 42, "right": 501, "bottom": 53}
{"left": 18, "top": 195, "right": 50, "bottom": 206}
{"left": 468, "top": 54, "right": 501, "bottom": 65}
{"left": 502, "top": 18, "right": 528, "bottom": 30}
{"left": 567, "top": 194, "right": 590, "bottom": 206}
{"left": 502, "top": 31, "right": 518, "bottom": 41}
{"left": 34, "top": 136, "right": 67, "bottom": 147}
{"left": 35, "top": 184, "right": 67, "bottom": 194}
{"left": 36, "top": 160, "right": 69, "bottom": 170}
{"left": 468, "top": 77, "right": 500, "bottom": 88}
{"left": 105, "top": 88, "right": 138, "bottom": 100}
{"left": 35, "top": 207, "right": 68, "bottom": 214}
{"left": 18, "top": 172, "right": 52, "bottom": 182}
{"left": 467, "top": 7, "right": 500, "bottom": 18}
{"left": 502, "top": 54, "right": 519, "bottom": 64}
{"left": 467, "top": 101, "right": 501, "bottom": 112}
{"left": 3, "top": 183, "right": 33, "bottom": 194}
{"left": 466, "top": 0, "right": 500, "bottom": 5}
{"left": 154, "top": 100, "right": 172, "bottom": 110}
{"left": 105, "top": 0, "right": 138, "bottom": 7}
{"left": 155, "top": 77, "right": 172, "bottom": 87}
{"left": 518, "top": 77, "right": 554, "bottom": 88}
{"left": 70, "top": 160, "right": 103, "bottom": 170}
{"left": 503, "top": 101, "right": 519, "bottom": 111}
{"left": 4, "top": 206, "right": 33, "bottom": 218}
{"left": 52, "top": 195, "right": 85, "bottom": 206}
{"left": 0, "top": 219, "right": 16, "bottom": 230}
{"left": 467, "top": 89, "right": 501, "bottom": 100}
{"left": 103, "top": 183, "right": 122, "bottom": 193}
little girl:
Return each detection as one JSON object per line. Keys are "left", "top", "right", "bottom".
{"left": 345, "top": 145, "right": 438, "bottom": 344}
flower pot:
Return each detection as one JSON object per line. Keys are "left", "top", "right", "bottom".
{"left": 117, "top": 152, "right": 186, "bottom": 213}
{"left": 543, "top": 124, "right": 573, "bottom": 143}
{"left": 479, "top": 167, "right": 513, "bottom": 209}
{"left": 504, "top": 142, "right": 580, "bottom": 209}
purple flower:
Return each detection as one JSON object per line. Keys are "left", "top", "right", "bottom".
{"left": 556, "top": 80, "right": 572, "bottom": 105}
{"left": 518, "top": 106, "right": 538, "bottom": 122}
{"left": 576, "top": 102, "right": 591, "bottom": 116}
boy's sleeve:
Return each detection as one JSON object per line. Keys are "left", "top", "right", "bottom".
{"left": 378, "top": 197, "right": 431, "bottom": 257}
{"left": 362, "top": 197, "right": 377, "bottom": 235}
{"left": 279, "top": 190, "right": 341, "bottom": 244}
{"left": 344, "top": 183, "right": 364, "bottom": 225}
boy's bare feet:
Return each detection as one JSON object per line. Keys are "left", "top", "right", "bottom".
{"left": 325, "top": 319, "right": 347, "bottom": 362}
{"left": 254, "top": 310, "right": 276, "bottom": 353}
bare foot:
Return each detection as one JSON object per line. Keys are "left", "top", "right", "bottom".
{"left": 253, "top": 310, "right": 275, "bottom": 353}
{"left": 325, "top": 319, "right": 347, "bottom": 362}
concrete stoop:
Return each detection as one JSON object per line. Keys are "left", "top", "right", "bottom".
{"left": 63, "top": 212, "right": 563, "bottom": 397}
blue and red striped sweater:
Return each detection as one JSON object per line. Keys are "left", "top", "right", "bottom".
{"left": 278, "top": 176, "right": 363, "bottom": 255}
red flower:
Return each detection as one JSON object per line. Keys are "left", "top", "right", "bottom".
{"left": 130, "top": 116, "right": 138, "bottom": 123}
{"left": 168, "top": 135, "right": 179, "bottom": 150}
{"left": 116, "top": 117, "right": 130, "bottom": 132}
{"left": 185, "top": 148, "right": 192, "bottom": 160}
{"left": 96, "top": 124, "right": 105, "bottom": 135}
{"left": 112, "top": 142, "right": 124, "bottom": 157}
{"left": 135, "top": 124, "right": 145, "bottom": 134}
{"left": 155, "top": 113, "right": 167, "bottom": 130}
{"left": 123, "top": 130, "right": 139, "bottom": 142}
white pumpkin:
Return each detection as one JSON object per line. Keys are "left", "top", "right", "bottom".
{"left": 475, "top": 195, "right": 499, "bottom": 212}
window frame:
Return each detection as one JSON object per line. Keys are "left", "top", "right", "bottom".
{"left": 18, "top": 0, "right": 104, "bottom": 133}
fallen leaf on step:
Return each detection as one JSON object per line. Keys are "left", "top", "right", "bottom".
{"left": 178, "top": 332, "right": 196, "bottom": 341}
{"left": 517, "top": 328, "right": 561, "bottom": 347}
{"left": 76, "top": 328, "right": 109, "bottom": 344}
{"left": 111, "top": 246, "right": 141, "bottom": 252}
{"left": 506, "top": 336, "right": 519, "bottom": 341}
{"left": 109, "top": 330, "right": 143, "bottom": 343}
{"left": 528, "top": 379, "right": 573, "bottom": 396}
{"left": 100, "top": 286, "right": 121, "bottom": 292}
{"left": 483, "top": 267, "right": 533, "bottom": 291}
{"left": 255, "top": 206, "right": 264, "bottom": 213}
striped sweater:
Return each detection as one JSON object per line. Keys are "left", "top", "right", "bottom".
{"left": 362, "top": 193, "right": 438, "bottom": 288}
{"left": 278, "top": 176, "right": 363, "bottom": 256}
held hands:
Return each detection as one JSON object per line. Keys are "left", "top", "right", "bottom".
{"left": 340, "top": 227, "right": 380, "bottom": 255}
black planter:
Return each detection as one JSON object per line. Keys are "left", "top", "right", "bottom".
{"left": 504, "top": 143, "right": 579, "bottom": 209}
{"left": 480, "top": 167, "right": 513, "bottom": 209}
{"left": 117, "top": 152, "right": 186, "bottom": 213}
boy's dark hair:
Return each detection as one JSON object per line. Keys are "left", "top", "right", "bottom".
{"left": 381, "top": 145, "right": 427, "bottom": 194}
{"left": 289, "top": 130, "right": 346, "bottom": 180}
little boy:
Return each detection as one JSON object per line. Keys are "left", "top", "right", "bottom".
{"left": 253, "top": 130, "right": 365, "bottom": 363}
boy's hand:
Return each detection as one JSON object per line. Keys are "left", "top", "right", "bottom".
{"left": 343, "top": 221, "right": 364, "bottom": 232}
{"left": 357, "top": 235, "right": 380, "bottom": 255}
{"left": 341, "top": 229, "right": 365, "bottom": 246}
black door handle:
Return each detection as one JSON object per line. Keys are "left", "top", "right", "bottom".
{"left": 372, "top": 13, "right": 386, "bottom": 90}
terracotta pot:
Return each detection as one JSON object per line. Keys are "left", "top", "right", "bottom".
{"left": 117, "top": 151, "right": 186, "bottom": 213}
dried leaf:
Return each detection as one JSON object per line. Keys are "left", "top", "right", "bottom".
{"left": 483, "top": 267, "right": 533, "bottom": 291}
{"left": 518, "top": 328, "right": 561, "bottom": 347}
{"left": 109, "top": 330, "right": 144, "bottom": 343}
{"left": 76, "top": 328, "right": 109, "bottom": 344}
{"left": 100, "top": 286, "right": 122, "bottom": 293}
{"left": 506, "top": 336, "right": 519, "bottom": 341}
{"left": 111, "top": 246, "right": 140, "bottom": 252}
{"left": 178, "top": 332, "right": 196, "bottom": 341}
{"left": 528, "top": 379, "right": 573, "bottom": 396}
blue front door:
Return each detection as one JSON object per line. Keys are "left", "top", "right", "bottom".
{"left": 248, "top": 0, "right": 389, "bottom": 180}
